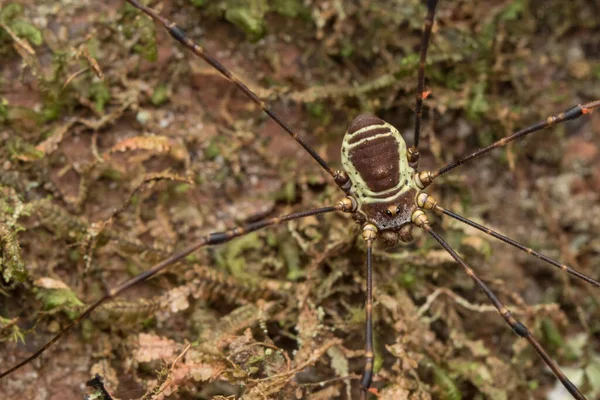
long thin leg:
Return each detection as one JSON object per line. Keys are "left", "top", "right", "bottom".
{"left": 416, "top": 193, "right": 600, "bottom": 288}
{"left": 0, "top": 205, "right": 343, "bottom": 379}
{"left": 431, "top": 100, "right": 600, "bottom": 179}
{"left": 360, "top": 224, "right": 377, "bottom": 399}
{"left": 419, "top": 222, "right": 586, "bottom": 400}
{"left": 361, "top": 241, "right": 374, "bottom": 398}
{"left": 437, "top": 204, "right": 600, "bottom": 288}
{"left": 124, "top": 0, "right": 349, "bottom": 187}
{"left": 410, "top": 0, "right": 439, "bottom": 165}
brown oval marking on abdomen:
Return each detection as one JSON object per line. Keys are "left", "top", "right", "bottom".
{"left": 347, "top": 114, "right": 386, "bottom": 135}
{"left": 348, "top": 135, "right": 400, "bottom": 192}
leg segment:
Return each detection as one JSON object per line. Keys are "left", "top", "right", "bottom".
{"left": 124, "top": 0, "right": 343, "bottom": 186}
{"left": 431, "top": 101, "right": 600, "bottom": 179}
{"left": 417, "top": 193, "right": 600, "bottom": 288}
{"left": 360, "top": 224, "right": 377, "bottom": 399}
{"left": 410, "top": 0, "right": 439, "bottom": 165}
{"left": 441, "top": 206, "right": 600, "bottom": 287}
{"left": 416, "top": 219, "right": 586, "bottom": 400}
{"left": 0, "top": 204, "right": 346, "bottom": 379}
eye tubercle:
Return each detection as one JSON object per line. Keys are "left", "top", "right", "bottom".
{"left": 386, "top": 204, "right": 398, "bottom": 217}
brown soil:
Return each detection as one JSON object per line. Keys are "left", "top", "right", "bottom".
{"left": 1, "top": 1, "right": 599, "bottom": 399}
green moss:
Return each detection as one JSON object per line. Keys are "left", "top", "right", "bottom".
{"left": 466, "top": 80, "right": 490, "bottom": 122}
{"left": 340, "top": 41, "right": 354, "bottom": 58}
{"left": 279, "top": 236, "right": 302, "bottom": 280}
{"left": 151, "top": 83, "right": 170, "bottom": 106}
{"left": 100, "top": 167, "right": 122, "bottom": 182}
{"left": 35, "top": 287, "right": 85, "bottom": 319}
{"left": 204, "top": 138, "right": 221, "bottom": 160}
{"left": 174, "top": 183, "right": 192, "bottom": 194}
{"left": 347, "top": 304, "right": 366, "bottom": 325}
{"left": 7, "top": 136, "right": 44, "bottom": 161}
{"left": 0, "top": 3, "right": 42, "bottom": 47}
{"left": 542, "top": 318, "right": 576, "bottom": 360}
{"left": 275, "top": 180, "right": 296, "bottom": 203}
{"left": 0, "top": 97, "right": 8, "bottom": 124}
{"left": 0, "top": 316, "right": 25, "bottom": 343}
{"left": 89, "top": 81, "right": 111, "bottom": 112}
{"left": 0, "top": 3, "right": 22, "bottom": 23}
{"left": 0, "top": 223, "right": 26, "bottom": 283}
{"left": 400, "top": 269, "right": 416, "bottom": 289}
{"left": 215, "top": 232, "right": 262, "bottom": 280}
{"left": 528, "top": 380, "right": 539, "bottom": 390}
{"left": 307, "top": 102, "right": 325, "bottom": 119}
{"left": 81, "top": 319, "right": 94, "bottom": 342}
{"left": 500, "top": 0, "right": 527, "bottom": 21}
{"left": 423, "top": 358, "right": 462, "bottom": 400}
{"left": 40, "top": 52, "right": 78, "bottom": 123}
{"left": 272, "top": 0, "right": 305, "bottom": 18}
{"left": 594, "top": 64, "right": 600, "bottom": 79}
{"left": 10, "top": 19, "right": 42, "bottom": 46}
{"left": 123, "top": 1, "right": 158, "bottom": 62}
{"left": 225, "top": 0, "right": 268, "bottom": 42}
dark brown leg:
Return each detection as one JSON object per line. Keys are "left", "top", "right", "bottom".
{"left": 416, "top": 193, "right": 600, "bottom": 288}
{"left": 431, "top": 101, "right": 600, "bottom": 179}
{"left": 438, "top": 204, "right": 600, "bottom": 287}
{"left": 123, "top": 0, "right": 353, "bottom": 188}
{"left": 0, "top": 205, "right": 344, "bottom": 379}
{"left": 409, "top": 0, "right": 439, "bottom": 166}
{"left": 419, "top": 222, "right": 586, "bottom": 400}
{"left": 360, "top": 225, "right": 377, "bottom": 399}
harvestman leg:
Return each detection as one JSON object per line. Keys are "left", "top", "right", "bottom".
{"left": 416, "top": 193, "right": 599, "bottom": 397}
{"left": 417, "top": 193, "right": 600, "bottom": 287}
{"left": 409, "top": 0, "right": 439, "bottom": 166}
{"left": 360, "top": 225, "right": 377, "bottom": 399}
{"left": 416, "top": 101, "right": 600, "bottom": 187}
{"left": 356, "top": 2, "right": 439, "bottom": 392}
{"left": 0, "top": 0, "right": 356, "bottom": 381}
{"left": 410, "top": 212, "right": 586, "bottom": 400}
{"left": 0, "top": 204, "right": 350, "bottom": 378}
{"left": 124, "top": 0, "right": 353, "bottom": 191}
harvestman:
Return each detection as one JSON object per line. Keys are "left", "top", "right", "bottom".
{"left": 1, "top": 1, "right": 599, "bottom": 399}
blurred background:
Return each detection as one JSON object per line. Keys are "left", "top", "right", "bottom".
{"left": 0, "top": 0, "right": 599, "bottom": 399}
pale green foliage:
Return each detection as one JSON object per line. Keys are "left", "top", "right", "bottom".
{"left": 215, "top": 231, "right": 262, "bottom": 279}
{"left": 0, "top": 3, "right": 43, "bottom": 47}
{"left": 221, "top": 0, "right": 306, "bottom": 41}
{"left": 424, "top": 358, "right": 462, "bottom": 400}
{"left": 0, "top": 187, "right": 32, "bottom": 283}
{"left": 0, "top": 316, "right": 25, "bottom": 343}
{"left": 225, "top": 0, "right": 269, "bottom": 41}
{"left": 35, "top": 286, "right": 84, "bottom": 316}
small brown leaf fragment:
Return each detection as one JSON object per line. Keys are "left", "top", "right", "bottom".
{"left": 0, "top": 23, "right": 35, "bottom": 55}
{"left": 159, "top": 285, "right": 191, "bottom": 314}
{"left": 181, "top": 348, "right": 227, "bottom": 382}
{"left": 75, "top": 44, "right": 104, "bottom": 79}
{"left": 34, "top": 120, "right": 77, "bottom": 157}
{"left": 34, "top": 277, "right": 70, "bottom": 290}
{"left": 134, "top": 333, "right": 180, "bottom": 363}
{"left": 307, "top": 385, "right": 341, "bottom": 400}
{"left": 107, "top": 136, "right": 172, "bottom": 156}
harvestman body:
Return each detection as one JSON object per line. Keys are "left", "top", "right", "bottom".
{"left": 2, "top": 1, "right": 600, "bottom": 399}
{"left": 341, "top": 115, "right": 420, "bottom": 242}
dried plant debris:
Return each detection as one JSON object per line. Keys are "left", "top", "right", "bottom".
{"left": 1, "top": 0, "right": 599, "bottom": 399}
